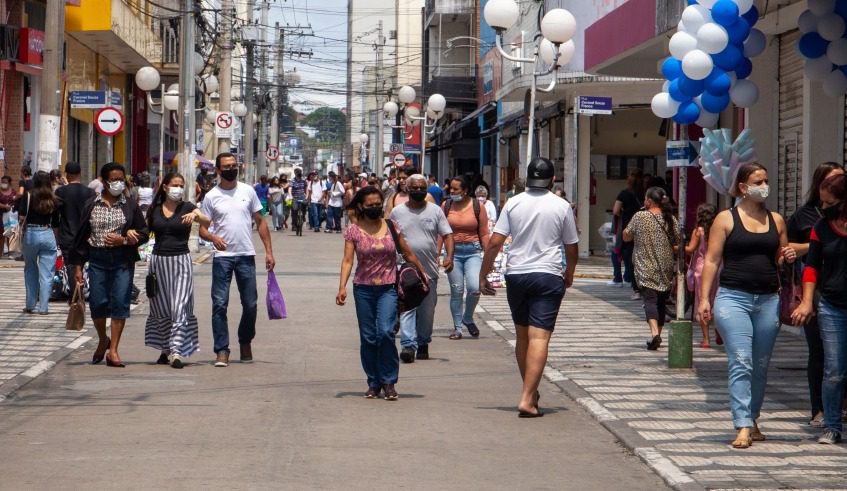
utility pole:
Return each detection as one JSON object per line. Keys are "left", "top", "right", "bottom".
{"left": 179, "top": 0, "right": 197, "bottom": 201}
{"left": 270, "top": 23, "right": 283, "bottom": 177}
{"left": 374, "top": 20, "right": 385, "bottom": 177}
{"left": 217, "top": 0, "right": 233, "bottom": 155}
{"left": 256, "top": 0, "right": 269, "bottom": 179}
{"left": 244, "top": 42, "right": 255, "bottom": 183}
{"left": 37, "top": 0, "right": 63, "bottom": 171}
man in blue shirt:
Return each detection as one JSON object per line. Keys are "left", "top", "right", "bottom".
{"left": 427, "top": 174, "right": 443, "bottom": 205}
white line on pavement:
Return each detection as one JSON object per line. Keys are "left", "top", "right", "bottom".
{"left": 65, "top": 336, "right": 93, "bottom": 350}
{"left": 507, "top": 340, "right": 516, "bottom": 347}
{"left": 486, "top": 320, "right": 505, "bottom": 331}
{"left": 576, "top": 397, "right": 619, "bottom": 422}
{"left": 543, "top": 367, "right": 568, "bottom": 382}
{"left": 20, "top": 361, "right": 55, "bottom": 379}
{"left": 634, "top": 448, "right": 695, "bottom": 487}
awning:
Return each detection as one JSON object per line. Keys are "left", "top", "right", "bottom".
{"left": 535, "top": 101, "right": 566, "bottom": 121}
{"left": 458, "top": 102, "right": 496, "bottom": 125}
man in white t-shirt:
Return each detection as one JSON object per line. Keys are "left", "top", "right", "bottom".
{"left": 306, "top": 172, "right": 325, "bottom": 232}
{"left": 324, "top": 171, "right": 344, "bottom": 233}
{"left": 199, "top": 152, "right": 276, "bottom": 367}
{"left": 479, "top": 157, "right": 579, "bottom": 418}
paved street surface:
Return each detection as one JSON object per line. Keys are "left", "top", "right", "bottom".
{"left": 0, "top": 226, "right": 665, "bottom": 490}
{"left": 479, "top": 280, "right": 847, "bottom": 490}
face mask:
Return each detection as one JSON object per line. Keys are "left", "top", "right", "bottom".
{"left": 745, "top": 184, "right": 769, "bottom": 202}
{"left": 477, "top": 196, "right": 487, "bottom": 203}
{"left": 362, "top": 206, "right": 383, "bottom": 220}
{"left": 409, "top": 190, "right": 427, "bottom": 202}
{"left": 823, "top": 204, "right": 843, "bottom": 219}
{"left": 450, "top": 194, "right": 464, "bottom": 202}
{"left": 167, "top": 186, "right": 184, "bottom": 202}
{"left": 0, "top": 183, "right": 8, "bottom": 190}
{"left": 220, "top": 168, "right": 238, "bottom": 182}
{"left": 108, "top": 180, "right": 125, "bottom": 196}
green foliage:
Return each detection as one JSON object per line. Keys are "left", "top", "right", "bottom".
{"left": 303, "top": 107, "right": 346, "bottom": 142}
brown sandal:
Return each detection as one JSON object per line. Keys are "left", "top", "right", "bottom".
{"left": 751, "top": 429, "right": 766, "bottom": 441}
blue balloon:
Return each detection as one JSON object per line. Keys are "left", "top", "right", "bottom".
{"left": 678, "top": 75, "right": 705, "bottom": 97}
{"left": 836, "top": 2, "right": 847, "bottom": 20}
{"left": 713, "top": 45, "right": 743, "bottom": 71}
{"left": 668, "top": 79, "right": 691, "bottom": 102}
{"left": 661, "top": 57, "right": 683, "bottom": 80}
{"left": 704, "top": 69, "right": 732, "bottom": 94}
{"left": 673, "top": 101, "right": 700, "bottom": 124}
{"left": 742, "top": 5, "right": 759, "bottom": 26}
{"left": 726, "top": 17, "right": 751, "bottom": 45}
{"left": 712, "top": 0, "right": 739, "bottom": 27}
{"left": 687, "top": 0, "right": 698, "bottom": 5}
{"left": 701, "top": 91, "right": 730, "bottom": 113}
{"left": 798, "top": 32, "right": 829, "bottom": 59}
{"left": 735, "top": 57, "right": 753, "bottom": 79}
{"left": 840, "top": 65, "right": 847, "bottom": 76}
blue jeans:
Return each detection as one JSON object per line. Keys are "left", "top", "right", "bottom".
{"left": 714, "top": 287, "right": 780, "bottom": 428}
{"left": 622, "top": 242, "right": 634, "bottom": 285}
{"left": 309, "top": 202, "right": 324, "bottom": 230}
{"left": 87, "top": 248, "right": 134, "bottom": 319}
{"left": 818, "top": 298, "right": 847, "bottom": 433}
{"left": 447, "top": 242, "right": 482, "bottom": 333}
{"left": 611, "top": 252, "right": 623, "bottom": 283}
{"left": 270, "top": 200, "right": 284, "bottom": 229}
{"left": 326, "top": 205, "right": 342, "bottom": 231}
{"left": 400, "top": 278, "right": 438, "bottom": 350}
{"left": 23, "top": 227, "right": 57, "bottom": 313}
{"left": 353, "top": 284, "right": 399, "bottom": 387}
{"left": 211, "top": 256, "right": 258, "bottom": 353}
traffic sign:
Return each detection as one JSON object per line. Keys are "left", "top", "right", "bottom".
{"left": 392, "top": 153, "right": 407, "bottom": 167}
{"left": 266, "top": 145, "right": 279, "bottom": 161}
{"left": 94, "top": 107, "right": 124, "bottom": 136}
{"left": 215, "top": 111, "right": 234, "bottom": 138}
{"left": 576, "top": 96, "right": 613, "bottom": 115}
{"left": 389, "top": 143, "right": 404, "bottom": 154}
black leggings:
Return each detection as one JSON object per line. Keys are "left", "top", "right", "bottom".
{"left": 641, "top": 288, "right": 670, "bottom": 327}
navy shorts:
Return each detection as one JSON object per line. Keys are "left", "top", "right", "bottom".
{"left": 505, "top": 273, "right": 566, "bottom": 331}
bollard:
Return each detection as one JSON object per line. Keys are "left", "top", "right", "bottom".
{"left": 667, "top": 320, "right": 693, "bottom": 368}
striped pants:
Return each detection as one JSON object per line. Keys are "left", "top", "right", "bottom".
{"left": 144, "top": 253, "right": 200, "bottom": 358}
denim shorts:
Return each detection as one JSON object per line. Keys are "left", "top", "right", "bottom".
{"left": 505, "top": 272, "right": 566, "bottom": 331}
{"left": 87, "top": 248, "right": 134, "bottom": 320}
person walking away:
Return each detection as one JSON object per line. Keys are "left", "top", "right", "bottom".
{"left": 254, "top": 175, "right": 270, "bottom": 217}
{"left": 443, "top": 175, "right": 490, "bottom": 339}
{"left": 17, "top": 165, "right": 33, "bottom": 198}
{"left": 389, "top": 174, "right": 454, "bottom": 363}
{"left": 268, "top": 177, "right": 284, "bottom": 231}
{"left": 623, "top": 186, "right": 680, "bottom": 351}
{"left": 145, "top": 173, "right": 211, "bottom": 368}
{"left": 70, "top": 162, "right": 149, "bottom": 367}
{"left": 18, "top": 171, "right": 60, "bottom": 315}
{"left": 614, "top": 169, "right": 645, "bottom": 298}
{"left": 55, "top": 162, "right": 95, "bottom": 295}
{"left": 279, "top": 175, "right": 292, "bottom": 230}
{"left": 792, "top": 173, "right": 847, "bottom": 444}
{"left": 0, "top": 176, "right": 17, "bottom": 257}
{"left": 479, "top": 157, "right": 579, "bottom": 417}
{"left": 199, "top": 152, "right": 276, "bottom": 367}
{"left": 685, "top": 203, "right": 720, "bottom": 348}
{"left": 136, "top": 174, "right": 154, "bottom": 218}
{"left": 428, "top": 174, "right": 443, "bottom": 205}
{"left": 325, "top": 171, "right": 344, "bottom": 233}
{"left": 788, "top": 162, "right": 845, "bottom": 428}
{"left": 699, "top": 162, "right": 796, "bottom": 449}
{"left": 336, "top": 186, "right": 426, "bottom": 400}
{"left": 307, "top": 172, "right": 325, "bottom": 232}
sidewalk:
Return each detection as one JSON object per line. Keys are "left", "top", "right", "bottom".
{"left": 478, "top": 279, "right": 847, "bottom": 491}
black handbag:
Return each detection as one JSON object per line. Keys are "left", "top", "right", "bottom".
{"left": 145, "top": 271, "right": 158, "bottom": 298}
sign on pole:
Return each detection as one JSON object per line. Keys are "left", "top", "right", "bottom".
{"left": 266, "top": 145, "right": 279, "bottom": 161}
{"left": 215, "top": 112, "right": 234, "bottom": 138}
{"left": 666, "top": 140, "right": 699, "bottom": 167}
{"left": 576, "top": 96, "right": 613, "bottom": 115}
{"left": 392, "top": 153, "right": 407, "bottom": 167}
{"left": 94, "top": 107, "right": 124, "bottom": 136}
{"left": 389, "top": 143, "right": 404, "bottom": 154}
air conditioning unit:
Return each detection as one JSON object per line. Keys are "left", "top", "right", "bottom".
{"left": 389, "top": 30, "right": 397, "bottom": 40}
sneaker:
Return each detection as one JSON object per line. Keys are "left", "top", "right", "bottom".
{"left": 214, "top": 351, "right": 229, "bottom": 367}
{"left": 383, "top": 384, "right": 399, "bottom": 401}
{"left": 631, "top": 291, "right": 641, "bottom": 300}
{"left": 818, "top": 429, "right": 842, "bottom": 444}
{"left": 463, "top": 321, "right": 480, "bottom": 338}
{"left": 606, "top": 280, "right": 623, "bottom": 287}
{"left": 156, "top": 352, "right": 169, "bottom": 365}
{"left": 400, "top": 347, "right": 416, "bottom": 364}
{"left": 416, "top": 344, "right": 429, "bottom": 360}
{"left": 170, "top": 354, "right": 184, "bottom": 369}
{"left": 240, "top": 343, "right": 253, "bottom": 363}
{"left": 364, "top": 386, "right": 381, "bottom": 399}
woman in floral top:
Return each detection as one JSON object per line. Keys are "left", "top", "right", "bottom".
{"left": 623, "top": 186, "right": 680, "bottom": 351}
{"left": 336, "top": 186, "right": 424, "bottom": 401}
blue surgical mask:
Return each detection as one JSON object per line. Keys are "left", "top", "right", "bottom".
{"left": 450, "top": 194, "right": 464, "bottom": 202}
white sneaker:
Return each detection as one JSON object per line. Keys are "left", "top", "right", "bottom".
{"left": 631, "top": 291, "right": 641, "bottom": 300}
{"left": 606, "top": 280, "right": 623, "bottom": 287}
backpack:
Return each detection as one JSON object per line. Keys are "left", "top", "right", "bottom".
{"left": 385, "top": 219, "right": 429, "bottom": 312}
{"left": 443, "top": 198, "right": 481, "bottom": 238}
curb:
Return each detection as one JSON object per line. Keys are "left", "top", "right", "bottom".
{"left": 476, "top": 306, "right": 706, "bottom": 491}
{"left": 0, "top": 333, "right": 93, "bottom": 402}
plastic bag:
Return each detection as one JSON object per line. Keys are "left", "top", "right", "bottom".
{"left": 2, "top": 210, "right": 18, "bottom": 232}
{"left": 266, "top": 271, "right": 287, "bottom": 320}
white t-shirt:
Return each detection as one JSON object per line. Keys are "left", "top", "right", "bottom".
{"left": 482, "top": 199, "right": 497, "bottom": 222}
{"left": 327, "top": 180, "right": 345, "bottom": 208}
{"left": 309, "top": 181, "right": 324, "bottom": 204}
{"left": 494, "top": 188, "right": 579, "bottom": 275}
{"left": 200, "top": 182, "right": 263, "bottom": 257}
{"left": 88, "top": 179, "right": 103, "bottom": 195}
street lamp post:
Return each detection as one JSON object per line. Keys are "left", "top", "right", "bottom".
{"left": 359, "top": 133, "right": 369, "bottom": 170}
{"left": 390, "top": 86, "right": 446, "bottom": 175}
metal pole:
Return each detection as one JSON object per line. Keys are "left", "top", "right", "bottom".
{"left": 244, "top": 43, "right": 255, "bottom": 182}
{"left": 217, "top": 0, "right": 233, "bottom": 154}
{"left": 524, "top": 75, "right": 537, "bottom": 175}
{"left": 270, "top": 24, "right": 283, "bottom": 177}
{"left": 179, "top": 0, "right": 196, "bottom": 202}
{"left": 420, "top": 120, "right": 426, "bottom": 174}
{"left": 159, "top": 84, "right": 166, "bottom": 179}
{"left": 37, "top": 0, "right": 63, "bottom": 171}
{"left": 256, "top": 0, "right": 269, "bottom": 179}
{"left": 374, "top": 20, "right": 384, "bottom": 176}
{"left": 676, "top": 127, "right": 689, "bottom": 320}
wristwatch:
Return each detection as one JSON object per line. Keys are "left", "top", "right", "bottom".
{"left": 122, "top": 237, "right": 128, "bottom": 246}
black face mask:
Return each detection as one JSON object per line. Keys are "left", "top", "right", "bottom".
{"left": 362, "top": 206, "right": 383, "bottom": 220}
{"left": 220, "top": 168, "right": 238, "bottom": 182}
{"left": 409, "top": 190, "right": 427, "bottom": 202}
{"left": 822, "top": 204, "right": 842, "bottom": 219}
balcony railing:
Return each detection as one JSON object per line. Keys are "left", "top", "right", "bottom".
{"left": 425, "top": 0, "right": 474, "bottom": 15}
{"left": 0, "top": 25, "right": 19, "bottom": 61}
{"left": 112, "top": 0, "right": 162, "bottom": 64}
{"left": 429, "top": 64, "right": 476, "bottom": 79}
{"left": 154, "top": 17, "right": 179, "bottom": 64}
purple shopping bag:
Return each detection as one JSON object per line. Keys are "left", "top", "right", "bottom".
{"left": 266, "top": 271, "right": 287, "bottom": 320}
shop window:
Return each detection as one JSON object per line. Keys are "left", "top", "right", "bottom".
{"left": 606, "top": 155, "right": 657, "bottom": 180}
{"left": 24, "top": 2, "right": 46, "bottom": 30}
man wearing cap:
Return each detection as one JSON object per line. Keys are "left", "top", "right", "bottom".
{"left": 479, "top": 157, "right": 579, "bottom": 418}
{"left": 56, "top": 162, "right": 96, "bottom": 295}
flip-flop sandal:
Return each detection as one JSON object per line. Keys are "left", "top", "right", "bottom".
{"left": 518, "top": 409, "right": 544, "bottom": 418}
{"left": 750, "top": 430, "right": 766, "bottom": 441}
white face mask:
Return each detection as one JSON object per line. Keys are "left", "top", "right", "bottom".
{"left": 167, "top": 186, "right": 184, "bottom": 202}
{"left": 477, "top": 196, "right": 487, "bottom": 203}
{"left": 745, "top": 184, "right": 769, "bottom": 202}
{"left": 108, "top": 180, "right": 125, "bottom": 197}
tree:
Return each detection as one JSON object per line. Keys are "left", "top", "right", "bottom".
{"left": 303, "top": 107, "right": 346, "bottom": 142}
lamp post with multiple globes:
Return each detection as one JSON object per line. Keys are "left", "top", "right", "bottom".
{"left": 383, "top": 86, "right": 446, "bottom": 175}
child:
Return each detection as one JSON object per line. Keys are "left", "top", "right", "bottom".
{"left": 685, "top": 203, "right": 722, "bottom": 348}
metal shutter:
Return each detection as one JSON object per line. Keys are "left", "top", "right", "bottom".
{"left": 778, "top": 30, "right": 804, "bottom": 217}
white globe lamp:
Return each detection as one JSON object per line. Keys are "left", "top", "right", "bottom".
{"left": 135, "top": 66, "right": 161, "bottom": 92}
{"left": 398, "top": 85, "right": 416, "bottom": 104}
{"left": 427, "top": 93, "right": 446, "bottom": 117}
{"left": 193, "top": 52, "right": 205, "bottom": 76}
{"left": 359, "top": 134, "right": 369, "bottom": 144}
{"left": 483, "top": 0, "right": 519, "bottom": 31}
{"left": 233, "top": 102, "right": 248, "bottom": 117}
{"left": 540, "top": 8, "right": 576, "bottom": 44}
{"left": 202, "top": 74, "right": 219, "bottom": 94}
{"left": 205, "top": 109, "right": 216, "bottom": 124}
{"left": 163, "top": 84, "right": 180, "bottom": 111}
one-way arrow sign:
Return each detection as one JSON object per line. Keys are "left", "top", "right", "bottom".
{"left": 95, "top": 107, "right": 125, "bottom": 136}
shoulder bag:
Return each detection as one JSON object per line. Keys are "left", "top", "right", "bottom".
{"left": 65, "top": 283, "right": 86, "bottom": 331}
{"left": 8, "top": 193, "right": 28, "bottom": 254}
{"left": 385, "top": 219, "right": 429, "bottom": 312}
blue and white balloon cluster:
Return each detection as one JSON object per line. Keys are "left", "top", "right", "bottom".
{"left": 651, "top": 0, "right": 765, "bottom": 127}
{"left": 796, "top": 0, "right": 847, "bottom": 98}
{"left": 698, "top": 128, "right": 757, "bottom": 195}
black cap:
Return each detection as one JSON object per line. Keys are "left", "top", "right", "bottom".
{"left": 65, "top": 162, "right": 82, "bottom": 175}
{"left": 526, "top": 157, "right": 554, "bottom": 188}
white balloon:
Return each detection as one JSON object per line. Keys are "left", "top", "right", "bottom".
{"left": 818, "top": 13, "right": 846, "bottom": 41}
{"left": 677, "top": 20, "right": 689, "bottom": 33}
{"left": 697, "top": 23, "right": 729, "bottom": 54}
{"left": 669, "top": 31, "right": 699, "bottom": 59}
{"left": 651, "top": 92, "right": 681, "bottom": 119}
{"left": 698, "top": 0, "right": 717, "bottom": 8}
{"left": 662, "top": 80, "right": 671, "bottom": 92}
{"left": 798, "top": 10, "right": 820, "bottom": 34}
{"left": 696, "top": 110, "right": 720, "bottom": 128}
{"left": 681, "top": 5, "right": 712, "bottom": 33}
{"left": 805, "top": 54, "right": 835, "bottom": 80}
{"left": 730, "top": 79, "right": 759, "bottom": 107}
{"left": 823, "top": 69, "right": 847, "bottom": 97}
{"left": 733, "top": 0, "right": 754, "bottom": 14}
{"left": 682, "top": 49, "right": 714, "bottom": 80}
{"left": 828, "top": 38, "right": 847, "bottom": 66}
{"left": 744, "top": 29, "right": 767, "bottom": 57}
{"left": 808, "top": 0, "right": 836, "bottom": 16}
